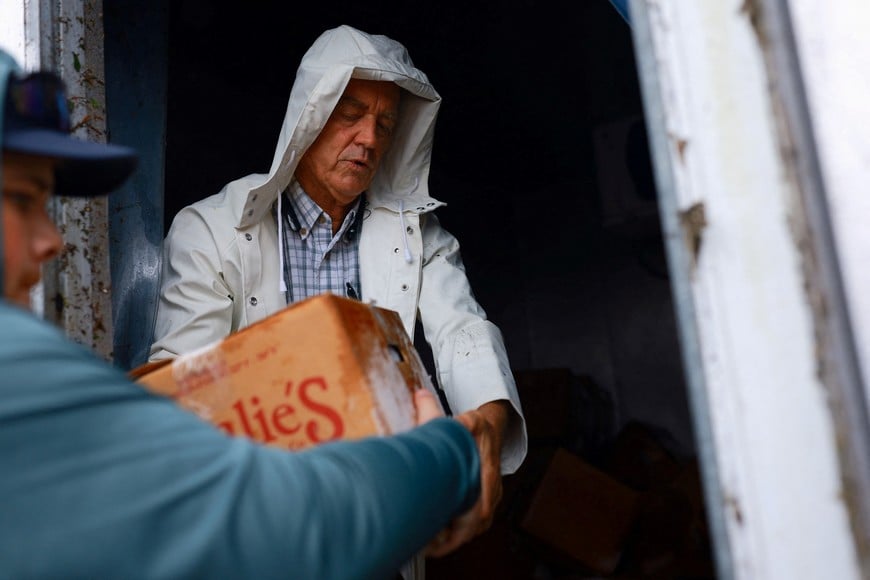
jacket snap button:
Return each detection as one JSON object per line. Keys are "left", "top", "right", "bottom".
{"left": 250, "top": 297, "right": 258, "bottom": 306}
{"left": 406, "top": 226, "right": 413, "bottom": 235}
{"left": 394, "top": 247, "right": 400, "bottom": 253}
{"left": 244, "top": 233, "right": 252, "bottom": 241}
{"left": 416, "top": 206, "right": 424, "bottom": 211}
{"left": 401, "top": 284, "right": 409, "bottom": 291}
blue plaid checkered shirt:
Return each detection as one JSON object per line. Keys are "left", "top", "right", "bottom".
{"left": 278, "top": 181, "right": 363, "bottom": 304}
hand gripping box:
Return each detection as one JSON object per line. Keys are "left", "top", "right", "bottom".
{"left": 132, "top": 294, "right": 434, "bottom": 450}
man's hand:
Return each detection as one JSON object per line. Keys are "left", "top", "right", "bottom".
{"left": 425, "top": 399, "right": 510, "bottom": 558}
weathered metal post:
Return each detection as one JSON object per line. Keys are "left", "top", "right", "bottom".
{"left": 36, "top": 0, "right": 116, "bottom": 360}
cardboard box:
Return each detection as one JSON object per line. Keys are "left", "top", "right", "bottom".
{"left": 132, "top": 294, "right": 434, "bottom": 450}
{"left": 603, "top": 420, "right": 682, "bottom": 491}
{"left": 519, "top": 448, "right": 640, "bottom": 574}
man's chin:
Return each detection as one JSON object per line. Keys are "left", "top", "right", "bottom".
{"left": 337, "top": 167, "right": 373, "bottom": 187}
{"left": 335, "top": 180, "right": 371, "bottom": 202}
{"left": 6, "top": 290, "right": 33, "bottom": 310}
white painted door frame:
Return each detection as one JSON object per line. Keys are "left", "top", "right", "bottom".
{"left": 629, "top": 0, "right": 870, "bottom": 578}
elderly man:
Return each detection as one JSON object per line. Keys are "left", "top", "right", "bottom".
{"left": 150, "top": 25, "right": 528, "bottom": 570}
{"left": 0, "top": 47, "right": 481, "bottom": 578}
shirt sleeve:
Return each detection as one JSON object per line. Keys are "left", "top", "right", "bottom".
{"left": 0, "top": 304, "right": 480, "bottom": 579}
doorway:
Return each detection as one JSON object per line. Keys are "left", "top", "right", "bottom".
{"left": 155, "top": 1, "right": 715, "bottom": 577}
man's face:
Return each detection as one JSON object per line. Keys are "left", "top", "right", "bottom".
{"left": 2, "top": 152, "right": 62, "bottom": 308}
{"left": 295, "top": 79, "right": 400, "bottom": 210}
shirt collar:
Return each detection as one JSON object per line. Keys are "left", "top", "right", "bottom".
{"left": 286, "top": 181, "right": 362, "bottom": 241}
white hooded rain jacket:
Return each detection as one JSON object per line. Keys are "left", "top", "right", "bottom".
{"left": 150, "top": 25, "right": 527, "bottom": 476}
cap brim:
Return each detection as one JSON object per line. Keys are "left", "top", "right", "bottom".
{"left": 4, "top": 128, "right": 137, "bottom": 196}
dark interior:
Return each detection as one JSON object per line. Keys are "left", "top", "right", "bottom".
{"left": 163, "top": 2, "right": 716, "bottom": 577}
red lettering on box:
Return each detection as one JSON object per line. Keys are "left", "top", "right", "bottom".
{"left": 299, "top": 377, "right": 344, "bottom": 443}
{"left": 211, "top": 375, "right": 343, "bottom": 448}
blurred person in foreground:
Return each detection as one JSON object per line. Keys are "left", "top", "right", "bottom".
{"left": 0, "top": 47, "right": 480, "bottom": 579}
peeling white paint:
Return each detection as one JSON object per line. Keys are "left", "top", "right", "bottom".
{"left": 790, "top": 0, "right": 870, "bottom": 403}
{"left": 632, "top": 0, "right": 863, "bottom": 577}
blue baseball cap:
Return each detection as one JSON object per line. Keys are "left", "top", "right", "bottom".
{"left": 2, "top": 69, "right": 137, "bottom": 196}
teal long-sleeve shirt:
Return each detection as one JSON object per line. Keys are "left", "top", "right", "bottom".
{"left": 0, "top": 302, "right": 480, "bottom": 579}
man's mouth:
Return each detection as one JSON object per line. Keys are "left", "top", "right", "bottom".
{"left": 344, "top": 159, "right": 369, "bottom": 169}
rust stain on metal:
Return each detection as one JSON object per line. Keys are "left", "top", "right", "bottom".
{"left": 671, "top": 133, "right": 689, "bottom": 163}
{"left": 724, "top": 493, "right": 745, "bottom": 526}
{"left": 678, "top": 201, "right": 707, "bottom": 274}
{"left": 739, "top": 0, "right": 763, "bottom": 44}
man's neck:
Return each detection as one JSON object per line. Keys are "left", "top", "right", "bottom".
{"left": 294, "top": 180, "right": 356, "bottom": 235}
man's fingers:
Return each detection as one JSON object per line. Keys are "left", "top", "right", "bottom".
{"left": 424, "top": 403, "right": 507, "bottom": 557}
{"left": 424, "top": 510, "right": 480, "bottom": 557}
{"left": 413, "top": 388, "right": 444, "bottom": 425}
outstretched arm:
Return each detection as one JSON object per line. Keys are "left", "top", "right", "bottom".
{"left": 0, "top": 304, "right": 480, "bottom": 579}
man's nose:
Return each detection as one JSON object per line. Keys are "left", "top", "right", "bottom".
{"left": 354, "top": 115, "right": 379, "bottom": 148}
{"left": 35, "top": 211, "right": 63, "bottom": 263}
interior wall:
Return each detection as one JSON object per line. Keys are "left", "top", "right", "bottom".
{"left": 163, "top": 1, "right": 695, "bottom": 454}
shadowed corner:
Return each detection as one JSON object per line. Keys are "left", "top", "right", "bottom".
{"left": 608, "top": 0, "right": 631, "bottom": 26}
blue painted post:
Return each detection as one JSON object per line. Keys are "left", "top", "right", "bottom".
{"left": 104, "top": 2, "right": 169, "bottom": 370}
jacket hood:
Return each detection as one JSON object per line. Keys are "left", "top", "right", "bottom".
{"left": 238, "top": 25, "right": 442, "bottom": 228}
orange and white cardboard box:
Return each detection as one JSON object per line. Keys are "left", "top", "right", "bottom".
{"left": 132, "top": 294, "right": 435, "bottom": 450}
